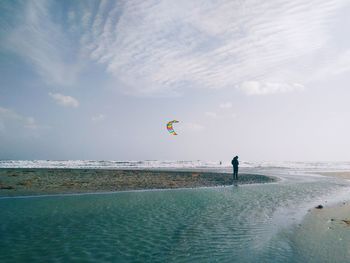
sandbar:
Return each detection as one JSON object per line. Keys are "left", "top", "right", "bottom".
{"left": 0, "top": 168, "right": 276, "bottom": 197}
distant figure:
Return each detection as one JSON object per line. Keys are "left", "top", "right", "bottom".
{"left": 231, "top": 156, "right": 239, "bottom": 180}
{"left": 219, "top": 161, "right": 222, "bottom": 165}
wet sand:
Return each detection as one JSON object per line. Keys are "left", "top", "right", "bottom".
{"left": 0, "top": 168, "right": 276, "bottom": 197}
{"left": 291, "top": 171, "right": 350, "bottom": 261}
{"left": 318, "top": 171, "right": 350, "bottom": 180}
{"left": 294, "top": 201, "right": 350, "bottom": 261}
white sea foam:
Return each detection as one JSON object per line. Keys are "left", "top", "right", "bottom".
{"left": 1, "top": 160, "right": 350, "bottom": 171}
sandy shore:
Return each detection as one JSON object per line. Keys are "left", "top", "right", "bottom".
{"left": 318, "top": 171, "right": 350, "bottom": 180}
{"left": 0, "top": 168, "right": 276, "bottom": 197}
{"left": 292, "top": 171, "right": 350, "bottom": 261}
{"left": 294, "top": 201, "right": 350, "bottom": 261}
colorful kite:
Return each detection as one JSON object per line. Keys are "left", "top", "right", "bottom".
{"left": 166, "top": 120, "right": 179, "bottom": 135}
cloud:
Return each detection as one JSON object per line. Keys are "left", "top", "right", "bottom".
{"left": 75, "top": 0, "right": 348, "bottom": 95}
{"left": 238, "top": 81, "right": 305, "bottom": 95}
{"left": 0, "top": 106, "right": 40, "bottom": 130}
{"left": 173, "top": 122, "right": 204, "bottom": 135}
{"left": 205, "top": 110, "right": 237, "bottom": 119}
{"left": 183, "top": 122, "right": 205, "bottom": 132}
{"left": 309, "top": 49, "right": 350, "bottom": 80}
{"left": 49, "top": 93, "right": 79, "bottom": 108}
{"left": 1, "top": 1, "right": 81, "bottom": 87}
{"left": 2, "top": 0, "right": 350, "bottom": 95}
{"left": 219, "top": 102, "right": 232, "bottom": 109}
{"left": 92, "top": 114, "right": 106, "bottom": 122}
{"left": 205, "top": 112, "right": 217, "bottom": 118}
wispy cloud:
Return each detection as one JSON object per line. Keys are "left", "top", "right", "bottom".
{"left": 1, "top": 1, "right": 81, "bottom": 87}
{"left": 219, "top": 102, "right": 232, "bottom": 109}
{"left": 2, "top": 0, "right": 349, "bottom": 95}
{"left": 309, "top": 49, "right": 350, "bottom": 81}
{"left": 75, "top": 0, "right": 348, "bottom": 95}
{"left": 205, "top": 110, "right": 237, "bottom": 119}
{"left": 0, "top": 106, "right": 40, "bottom": 130}
{"left": 180, "top": 122, "right": 205, "bottom": 133}
{"left": 49, "top": 93, "right": 79, "bottom": 108}
{"left": 205, "top": 112, "right": 217, "bottom": 118}
{"left": 238, "top": 81, "right": 305, "bottom": 96}
{"left": 92, "top": 114, "right": 106, "bottom": 122}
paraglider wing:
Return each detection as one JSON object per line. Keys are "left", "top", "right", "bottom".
{"left": 166, "top": 120, "right": 179, "bottom": 135}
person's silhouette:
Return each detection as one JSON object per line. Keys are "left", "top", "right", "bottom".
{"left": 231, "top": 156, "right": 239, "bottom": 181}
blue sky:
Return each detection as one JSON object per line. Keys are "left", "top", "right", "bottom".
{"left": 1, "top": 0, "right": 350, "bottom": 161}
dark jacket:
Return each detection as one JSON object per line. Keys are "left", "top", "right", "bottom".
{"left": 232, "top": 159, "right": 239, "bottom": 169}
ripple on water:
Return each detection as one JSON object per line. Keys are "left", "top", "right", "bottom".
{"left": 0, "top": 179, "right": 349, "bottom": 262}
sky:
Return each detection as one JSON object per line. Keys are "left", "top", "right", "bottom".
{"left": 1, "top": 0, "right": 350, "bottom": 162}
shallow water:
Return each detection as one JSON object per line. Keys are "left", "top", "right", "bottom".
{"left": 1, "top": 169, "right": 350, "bottom": 262}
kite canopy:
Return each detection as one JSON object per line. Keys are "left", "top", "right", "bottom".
{"left": 166, "top": 120, "right": 179, "bottom": 135}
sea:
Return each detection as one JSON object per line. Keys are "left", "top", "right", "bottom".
{"left": 1, "top": 160, "right": 350, "bottom": 263}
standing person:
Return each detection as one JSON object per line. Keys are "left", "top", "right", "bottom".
{"left": 231, "top": 156, "right": 239, "bottom": 180}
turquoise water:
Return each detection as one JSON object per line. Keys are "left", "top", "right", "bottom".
{"left": 1, "top": 170, "right": 350, "bottom": 262}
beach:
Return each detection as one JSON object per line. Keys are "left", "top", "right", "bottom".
{"left": 318, "top": 171, "right": 350, "bottom": 180}
{"left": 0, "top": 168, "right": 276, "bottom": 197}
{"left": 293, "top": 201, "right": 350, "bottom": 262}
{"left": 286, "top": 171, "right": 350, "bottom": 262}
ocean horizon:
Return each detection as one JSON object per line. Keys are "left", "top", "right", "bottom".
{"left": 2, "top": 160, "right": 350, "bottom": 171}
